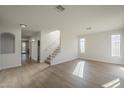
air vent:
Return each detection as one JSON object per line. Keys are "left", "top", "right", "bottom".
{"left": 56, "top": 5, "right": 65, "bottom": 12}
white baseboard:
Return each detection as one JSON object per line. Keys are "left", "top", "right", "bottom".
{"left": 80, "top": 57, "right": 124, "bottom": 65}
{"left": 51, "top": 57, "right": 79, "bottom": 65}
{"left": 0, "top": 63, "right": 22, "bottom": 70}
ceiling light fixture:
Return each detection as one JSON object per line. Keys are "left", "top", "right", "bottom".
{"left": 20, "top": 24, "right": 27, "bottom": 28}
{"left": 31, "top": 39, "right": 35, "bottom": 42}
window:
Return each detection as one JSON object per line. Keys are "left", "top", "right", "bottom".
{"left": 111, "top": 35, "right": 120, "bottom": 57}
{"left": 80, "top": 38, "right": 85, "bottom": 53}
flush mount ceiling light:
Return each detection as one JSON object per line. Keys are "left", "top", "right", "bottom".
{"left": 86, "top": 27, "right": 92, "bottom": 30}
{"left": 56, "top": 5, "right": 65, "bottom": 12}
{"left": 20, "top": 24, "right": 27, "bottom": 28}
{"left": 31, "top": 38, "right": 35, "bottom": 42}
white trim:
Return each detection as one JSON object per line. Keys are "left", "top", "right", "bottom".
{"left": 80, "top": 57, "right": 124, "bottom": 65}
{"left": 0, "top": 64, "right": 21, "bottom": 70}
{"left": 51, "top": 57, "right": 79, "bottom": 65}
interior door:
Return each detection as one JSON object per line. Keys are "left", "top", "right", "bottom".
{"left": 37, "top": 40, "right": 40, "bottom": 62}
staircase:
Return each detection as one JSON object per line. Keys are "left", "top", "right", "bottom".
{"left": 45, "top": 46, "right": 60, "bottom": 65}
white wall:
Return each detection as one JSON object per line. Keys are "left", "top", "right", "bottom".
{"left": 0, "top": 26, "right": 21, "bottom": 70}
{"left": 0, "top": 55, "right": 1, "bottom": 69}
{"left": 51, "top": 30, "right": 79, "bottom": 65}
{"left": 31, "top": 32, "right": 41, "bottom": 61}
{"left": 80, "top": 29, "right": 124, "bottom": 65}
{"left": 0, "top": 36, "right": 1, "bottom": 69}
{"left": 40, "top": 30, "right": 60, "bottom": 62}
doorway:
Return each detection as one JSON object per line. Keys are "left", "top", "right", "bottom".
{"left": 21, "top": 41, "right": 30, "bottom": 64}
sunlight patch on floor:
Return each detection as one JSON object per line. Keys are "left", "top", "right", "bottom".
{"left": 101, "top": 78, "right": 120, "bottom": 88}
{"left": 73, "top": 61, "right": 85, "bottom": 78}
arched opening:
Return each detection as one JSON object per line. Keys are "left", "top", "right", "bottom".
{"left": 0, "top": 32, "right": 15, "bottom": 54}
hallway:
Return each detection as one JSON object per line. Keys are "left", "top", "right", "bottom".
{"left": 21, "top": 40, "right": 30, "bottom": 65}
{"left": 21, "top": 54, "right": 31, "bottom": 65}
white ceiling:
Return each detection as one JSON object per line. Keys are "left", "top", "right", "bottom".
{"left": 0, "top": 5, "right": 124, "bottom": 37}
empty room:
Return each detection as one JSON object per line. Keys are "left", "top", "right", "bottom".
{"left": 0, "top": 5, "right": 124, "bottom": 88}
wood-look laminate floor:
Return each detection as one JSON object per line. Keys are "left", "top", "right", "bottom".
{"left": 0, "top": 59, "right": 124, "bottom": 88}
